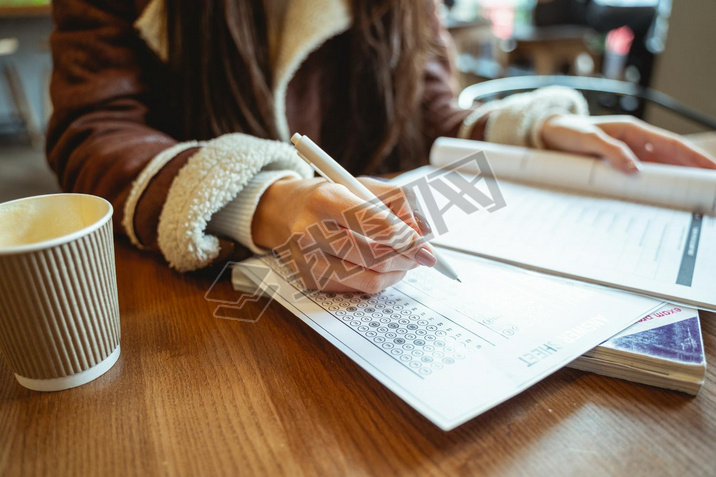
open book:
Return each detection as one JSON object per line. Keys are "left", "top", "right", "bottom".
{"left": 419, "top": 138, "right": 716, "bottom": 311}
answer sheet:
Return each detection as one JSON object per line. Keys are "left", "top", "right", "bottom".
{"left": 237, "top": 251, "right": 661, "bottom": 430}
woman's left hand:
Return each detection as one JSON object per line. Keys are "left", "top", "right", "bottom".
{"left": 540, "top": 114, "right": 716, "bottom": 174}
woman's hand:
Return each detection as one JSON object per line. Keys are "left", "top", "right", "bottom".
{"left": 252, "top": 176, "right": 435, "bottom": 293}
{"left": 540, "top": 114, "right": 716, "bottom": 174}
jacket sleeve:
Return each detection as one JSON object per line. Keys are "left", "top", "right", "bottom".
{"left": 47, "top": 0, "right": 185, "bottom": 241}
{"left": 46, "top": 0, "right": 312, "bottom": 271}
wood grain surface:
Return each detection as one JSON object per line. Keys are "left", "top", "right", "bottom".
{"left": 1, "top": 238, "right": 715, "bottom": 476}
{"left": 0, "top": 5, "right": 51, "bottom": 18}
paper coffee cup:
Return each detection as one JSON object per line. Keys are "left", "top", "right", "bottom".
{"left": 0, "top": 193, "right": 120, "bottom": 391}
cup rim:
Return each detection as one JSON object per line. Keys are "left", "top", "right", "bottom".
{"left": 0, "top": 193, "right": 113, "bottom": 255}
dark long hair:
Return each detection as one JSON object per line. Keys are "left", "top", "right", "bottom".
{"left": 166, "top": 0, "right": 433, "bottom": 174}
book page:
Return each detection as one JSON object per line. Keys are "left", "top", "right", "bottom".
{"left": 417, "top": 174, "right": 716, "bottom": 311}
{"left": 431, "top": 138, "right": 716, "bottom": 215}
{"left": 237, "top": 251, "right": 661, "bottom": 431}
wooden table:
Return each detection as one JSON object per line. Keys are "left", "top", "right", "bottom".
{"left": 0, "top": 4, "right": 50, "bottom": 18}
{"left": 1, "top": 238, "right": 715, "bottom": 476}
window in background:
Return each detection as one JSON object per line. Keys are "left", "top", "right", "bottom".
{"left": 446, "top": 0, "right": 671, "bottom": 90}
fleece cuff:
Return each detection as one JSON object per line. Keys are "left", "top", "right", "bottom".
{"left": 485, "top": 86, "right": 589, "bottom": 148}
{"left": 122, "top": 141, "right": 204, "bottom": 249}
{"left": 458, "top": 86, "right": 589, "bottom": 148}
{"left": 155, "top": 133, "right": 313, "bottom": 271}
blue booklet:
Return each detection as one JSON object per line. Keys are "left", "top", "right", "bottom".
{"left": 569, "top": 304, "right": 706, "bottom": 395}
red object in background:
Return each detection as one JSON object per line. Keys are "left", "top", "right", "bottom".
{"left": 603, "top": 25, "right": 634, "bottom": 80}
{"left": 606, "top": 25, "right": 634, "bottom": 56}
{"left": 487, "top": 6, "right": 515, "bottom": 39}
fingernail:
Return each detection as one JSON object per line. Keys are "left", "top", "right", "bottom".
{"left": 413, "top": 211, "right": 432, "bottom": 236}
{"left": 627, "top": 161, "right": 641, "bottom": 173}
{"left": 415, "top": 247, "right": 437, "bottom": 267}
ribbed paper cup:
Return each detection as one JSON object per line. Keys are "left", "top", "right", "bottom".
{"left": 0, "top": 193, "right": 120, "bottom": 391}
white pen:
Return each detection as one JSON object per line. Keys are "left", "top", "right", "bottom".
{"left": 291, "top": 133, "right": 461, "bottom": 283}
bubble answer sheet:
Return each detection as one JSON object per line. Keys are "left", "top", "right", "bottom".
{"left": 236, "top": 250, "right": 663, "bottom": 431}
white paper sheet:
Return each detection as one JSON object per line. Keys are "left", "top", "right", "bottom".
{"left": 425, "top": 177, "right": 716, "bottom": 311}
{"left": 237, "top": 251, "right": 661, "bottom": 430}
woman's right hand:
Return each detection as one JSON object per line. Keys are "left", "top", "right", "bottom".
{"left": 252, "top": 177, "right": 437, "bottom": 293}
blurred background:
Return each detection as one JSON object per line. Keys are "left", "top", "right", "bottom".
{"left": 444, "top": 0, "right": 715, "bottom": 134}
{"left": 0, "top": 0, "right": 715, "bottom": 203}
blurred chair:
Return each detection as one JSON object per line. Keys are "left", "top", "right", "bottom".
{"left": 458, "top": 75, "right": 716, "bottom": 131}
{"left": 0, "top": 36, "right": 44, "bottom": 149}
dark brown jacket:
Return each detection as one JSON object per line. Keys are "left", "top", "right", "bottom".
{"left": 47, "top": 0, "right": 481, "bottom": 267}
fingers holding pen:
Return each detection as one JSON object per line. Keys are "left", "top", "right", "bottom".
{"left": 306, "top": 181, "right": 435, "bottom": 266}
{"left": 284, "top": 134, "right": 452, "bottom": 289}
{"left": 356, "top": 177, "right": 427, "bottom": 236}
{"left": 283, "top": 238, "right": 409, "bottom": 293}
{"left": 307, "top": 221, "right": 420, "bottom": 273}
{"left": 260, "top": 177, "right": 437, "bottom": 293}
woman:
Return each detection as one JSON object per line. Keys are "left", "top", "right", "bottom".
{"left": 47, "top": 0, "right": 715, "bottom": 293}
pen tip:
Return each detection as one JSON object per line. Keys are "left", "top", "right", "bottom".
{"left": 455, "top": 278, "right": 462, "bottom": 283}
